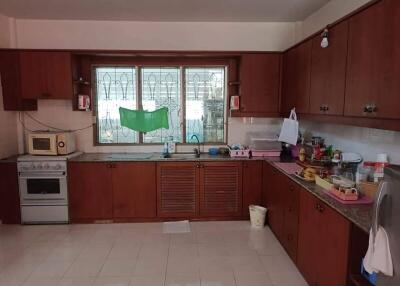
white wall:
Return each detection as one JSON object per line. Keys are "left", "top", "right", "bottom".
{"left": 15, "top": 19, "right": 296, "bottom": 51}
{"left": 0, "top": 14, "right": 19, "bottom": 159}
{"left": 295, "top": 0, "right": 371, "bottom": 41}
{"left": 13, "top": 19, "right": 294, "bottom": 153}
{"left": 21, "top": 100, "right": 282, "bottom": 153}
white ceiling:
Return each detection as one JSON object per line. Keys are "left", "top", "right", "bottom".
{"left": 0, "top": 0, "right": 330, "bottom": 22}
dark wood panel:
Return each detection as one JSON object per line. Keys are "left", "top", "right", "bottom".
{"left": 112, "top": 162, "right": 156, "bottom": 218}
{"left": 310, "top": 20, "right": 348, "bottom": 115}
{"left": 281, "top": 40, "right": 312, "bottom": 115}
{"left": 0, "top": 162, "right": 20, "bottom": 224}
{"left": 20, "top": 51, "right": 73, "bottom": 100}
{"left": 45, "top": 52, "right": 73, "bottom": 99}
{"left": 282, "top": 180, "right": 300, "bottom": 262}
{"left": 317, "top": 201, "right": 350, "bottom": 286}
{"left": 0, "top": 51, "right": 37, "bottom": 111}
{"left": 68, "top": 162, "right": 113, "bottom": 221}
{"left": 236, "top": 53, "right": 281, "bottom": 116}
{"left": 200, "top": 161, "right": 242, "bottom": 217}
{"left": 266, "top": 167, "right": 285, "bottom": 240}
{"left": 157, "top": 162, "right": 199, "bottom": 218}
{"left": 297, "top": 189, "right": 319, "bottom": 286}
{"left": 242, "top": 161, "right": 263, "bottom": 218}
{"left": 344, "top": 0, "right": 400, "bottom": 119}
{"left": 19, "top": 51, "right": 48, "bottom": 99}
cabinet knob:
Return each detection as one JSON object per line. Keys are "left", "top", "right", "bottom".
{"left": 320, "top": 105, "right": 329, "bottom": 112}
{"left": 364, "top": 104, "right": 377, "bottom": 114}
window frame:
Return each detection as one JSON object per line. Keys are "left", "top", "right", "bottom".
{"left": 91, "top": 57, "right": 232, "bottom": 146}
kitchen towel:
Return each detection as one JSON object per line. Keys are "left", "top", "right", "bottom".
{"left": 119, "top": 107, "right": 169, "bottom": 133}
{"left": 278, "top": 108, "right": 299, "bottom": 145}
{"left": 363, "top": 227, "right": 393, "bottom": 276}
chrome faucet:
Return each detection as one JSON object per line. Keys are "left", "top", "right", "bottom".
{"left": 191, "top": 134, "right": 201, "bottom": 158}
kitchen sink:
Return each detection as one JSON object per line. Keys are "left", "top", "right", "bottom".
{"left": 106, "top": 153, "right": 154, "bottom": 160}
{"left": 162, "top": 153, "right": 200, "bottom": 159}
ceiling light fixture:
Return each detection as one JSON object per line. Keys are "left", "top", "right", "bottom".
{"left": 321, "top": 28, "right": 329, "bottom": 48}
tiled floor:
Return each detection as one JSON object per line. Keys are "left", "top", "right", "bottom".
{"left": 0, "top": 221, "right": 308, "bottom": 286}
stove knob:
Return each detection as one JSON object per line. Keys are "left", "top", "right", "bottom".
{"left": 31, "top": 163, "right": 36, "bottom": 170}
{"left": 43, "top": 163, "right": 50, "bottom": 169}
{"left": 37, "top": 163, "right": 43, "bottom": 170}
{"left": 54, "top": 164, "right": 62, "bottom": 170}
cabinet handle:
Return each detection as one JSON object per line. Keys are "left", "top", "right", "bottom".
{"left": 106, "top": 163, "right": 112, "bottom": 168}
{"left": 320, "top": 105, "right": 329, "bottom": 112}
{"left": 364, "top": 104, "right": 377, "bottom": 114}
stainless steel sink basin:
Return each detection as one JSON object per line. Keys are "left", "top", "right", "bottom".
{"left": 162, "top": 153, "right": 200, "bottom": 159}
{"left": 106, "top": 153, "right": 154, "bottom": 160}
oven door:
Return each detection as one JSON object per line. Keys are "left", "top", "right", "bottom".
{"left": 19, "top": 172, "right": 68, "bottom": 205}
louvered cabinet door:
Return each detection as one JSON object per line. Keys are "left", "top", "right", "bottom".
{"left": 157, "top": 162, "right": 199, "bottom": 218}
{"left": 200, "top": 162, "right": 243, "bottom": 217}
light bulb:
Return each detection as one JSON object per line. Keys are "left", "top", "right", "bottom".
{"left": 321, "top": 37, "right": 329, "bottom": 48}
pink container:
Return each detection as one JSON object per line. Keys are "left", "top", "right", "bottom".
{"left": 229, "top": 149, "right": 250, "bottom": 158}
{"left": 251, "top": 150, "right": 281, "bottom": 157}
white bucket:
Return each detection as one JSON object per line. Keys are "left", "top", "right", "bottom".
{"left": 249, "top": 205, "right": 267, "bottom": 228}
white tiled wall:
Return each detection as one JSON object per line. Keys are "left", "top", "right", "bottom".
{"left": 301, "top": 120, "right": 400, "bottom": 165}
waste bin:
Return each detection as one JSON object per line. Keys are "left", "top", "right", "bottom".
{"left": 249, "top": 205, "right": 267, "bottom": 228}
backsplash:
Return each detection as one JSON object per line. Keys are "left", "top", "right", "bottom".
{"left": 301, "top": 120, "right": 400, "bottom": 165}
{"left": 18, "top": 100, "right": 283, "bottom": 153}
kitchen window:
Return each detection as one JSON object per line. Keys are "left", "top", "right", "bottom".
{"left": 94, "top": 65, "right": 227, "bottom": 144}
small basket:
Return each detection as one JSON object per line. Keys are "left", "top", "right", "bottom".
{"left": 229, "top": 149, "right": 250, "bottom": 158}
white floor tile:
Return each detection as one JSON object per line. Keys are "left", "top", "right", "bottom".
{"left": 129, "top": 275, "right": 165, "bottom": 286}
{"left": 99, "top": 259, "right": 136, "bottom": 277}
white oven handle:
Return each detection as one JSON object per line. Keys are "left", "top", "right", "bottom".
{"left": 19, "top": 172, "right": 66, "bottom": 178}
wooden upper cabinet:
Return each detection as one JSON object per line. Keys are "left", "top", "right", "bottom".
{"left": 20, "top": 51, "right": 73, "bottom": 100}
{"left": 235, "top": 53, "right": 281, "bottom": 117}
{"left": 345, "top": 0, "right": 400, "bottom": 119}
{"left": 281, "top": 40, "right": 312, "bottom": 115}
{"left": 200, "top": 161, "right": 242, "bottom": 217}
{"left": 112, "top": 162, "right": 157, "bottom": 219}
{"left": 0, "top": 51, "right": 37, "bottom": 111}
{"left": 157, "top": 162, "right": 199, "bottom": 218}
{"left": 242, "top": 160, "right": 263, "bottom": 218}
{"left": 68, "top": 162, "right": 113, "bottom": 221}
{"left": 310, "top": 21, "right": 349, "bottom": 116}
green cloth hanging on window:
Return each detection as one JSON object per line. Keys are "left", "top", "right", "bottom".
{"left": 119, "top": 107, "right": 169, "bottom": 133}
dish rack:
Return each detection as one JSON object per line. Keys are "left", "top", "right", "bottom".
{"left": 229, "top": 149, "right": 250, "bottom": 158}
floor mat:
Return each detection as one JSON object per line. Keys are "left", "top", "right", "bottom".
{"left": 163, "top": 220, "right": 191, "bottom": 233}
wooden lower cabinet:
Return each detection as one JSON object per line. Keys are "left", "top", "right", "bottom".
{"left": 200, "top": 161, "right": 243, "bottom": 217}
{"left": 68, "top": 161, "right": 157, "bottom": 221}
{"left": 263, "top": 162, "right": 285, "bottom": 239}
{"left": 0, "top": 162, "right": 21, "bottom": 224}
{"left": 112, "top": 162, "right": 156, "bottom": 219}
{"left": 242, "top": 161, "right": 263, "bottom": 218}
{"left": 68, "top": 162, "right": 113, "bottom": 221}
{"left": 157, "top": 162, "right": 199, "bottom": 218}
{"left": 281, "top": 179, "right": 300, "bottom": 262}
{"left": 263, "top": 162, "right": 299, "bottom": 261}
{"left": 297, "top": 189, "right": 350, "bottom": 286}
{"left": 157, "top": 161, "right": 244, "bottom": 219}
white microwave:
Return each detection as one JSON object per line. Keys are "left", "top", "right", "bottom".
{"left": 28, "top": 132, "right": 76, "bottom": 155}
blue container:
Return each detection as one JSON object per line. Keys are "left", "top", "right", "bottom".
{"left": 208, "top": 148, "right": 219, "bottom": 156}
{"left": 361, "top": 259, "right": 377, "bottom": 285}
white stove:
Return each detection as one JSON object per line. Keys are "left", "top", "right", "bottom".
{"left": 17, "top": 152, "right": 81, "bottom": 224}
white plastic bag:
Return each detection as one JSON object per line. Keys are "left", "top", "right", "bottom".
{"left": 278, "top": 108, "right": 299, "bottom": 145}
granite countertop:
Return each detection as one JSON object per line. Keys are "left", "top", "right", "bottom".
{"left": 70, "top": 152, "right": 372, "bottom": 233}
{"left": 0, "top": 155, "right": 19, "bottom": 163}
{"left": 69, "top": 152, "right": 264, "bottom": 162}
{"left": 268, "top": 161, "right": 373, "bottom": 234}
